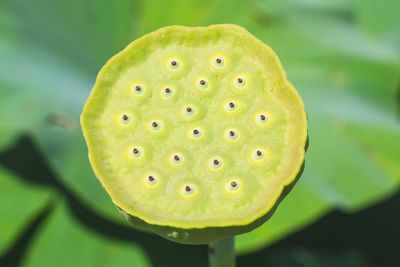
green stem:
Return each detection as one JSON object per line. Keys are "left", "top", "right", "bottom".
{"left": 208, "top": 237, "right": 236, "bottom": 267}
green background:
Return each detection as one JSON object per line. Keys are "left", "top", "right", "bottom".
{"left": 0, "top": 0, "right": 399, "bottom": 266}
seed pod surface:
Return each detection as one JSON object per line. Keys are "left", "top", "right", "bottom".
{"left": 81, "top": 24, "right": 308, "bottom": 244}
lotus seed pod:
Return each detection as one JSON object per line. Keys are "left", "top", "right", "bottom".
{"left": 81, "top": 24, "right": 308, "bottom": 245}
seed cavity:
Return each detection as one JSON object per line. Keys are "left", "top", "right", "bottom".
{"left": 214, "top": 57, "right": 224, "bottom": 67}
{"left": 146, "top": 174, "right": 158, "bottom": 185}
{"left": 171, "top": 153, "right": 184, "bottom": 165}
{"left": 162, "top": 87, "right": 174, "bottom": 98}
{"left": 225, "top": 129, "right": 239, "bottom": 141}
{"left": 225, "top": 101, "right": 237, "bottom": 112}
{"left": 182, "top": 184, "right": 195, "bottom": 196}
{"left": 120, "top": 114, "right": 132, "bottom": 125}
{"left": 183, "top": 105, "right": 196, "bottom": 117}
{"left": 149, "top": 120, "right": 161, "bottom": 131}
{"left": 253, "top": 149, "right": 266, "bottom": 160}
{"left": 235, "top": 76, "right": 246, "bottom": 88}
{"left": 256, "top": 113, "right": 268, "bottom": 125}
{"left": 132, "top": 84, "right": 144, "bottom": 95}
{"left": 129, "top": 147, "right": 143, "bottom": 158}
{"left": 209, "top": 157, "right": 222, "bottom": 170}
{"left": 198, "top": 78, "right": 209, "bottom": 89}
{"left": 168, "top": 59, "right": 181, "bottom": 70}
{"left": 190, "top": 128, "right": 202, "bottom": 139}
{"left": 228, "top": 180, "right": 240, "bottom": 191}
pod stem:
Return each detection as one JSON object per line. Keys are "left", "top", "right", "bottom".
{"left": 208, "top": 237, "right": 236, "bottom": 267}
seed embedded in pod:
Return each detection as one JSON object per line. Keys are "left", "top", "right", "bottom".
{"left": 225, "top": 129, "right": 239, "bottom": 141}
{"left": 225, "top": 101, "right": 238, "bottom": 112}
{"left": 183, "top": 185, "right": 195, "bottom": 196}
{"left": 210, "top": 157, "right": 222, "bottom": 169}
{"left": 149, "top": 120, "right": 161, "bottom": 131}
{"left": 228, "top": 180, "right": 240, "bottom": 191}
{"left": 235, "top": 77, "right": 246, "bottom": 88}
{"left": 146, "top": 174, "right": 158, "bottom": 185}
{"left": 169, "top": 59, "right": 181, "bottom": 70}
{"left": 214, "top": 57, "right": 224, "bottom": 67}
{"left": 256, "top": 113, "right": 269, "bottom": 125}
{"left": 162, "top": 87, "right": 174, "bottom": 97}
{"left": 190, "top": 128, "right": 202, "bottom": 139}
{"left": 132, "top": 84, "right": 144, "bottom": 95}
{"left": 130, "top": 147, "right": 143, "bottom": 158}
{"left": 120, "top": 114, "right": 132, "bottom": 125}
{"left": 171, "top": 153, "right": 184, "bottom": 164}
{"left": 183, "top": 105, "right": 196, "bottom": 116}
{"left": 198, "top": 78, "right": 209, "bottom": 89}
{"left": 253, "top": 149, "right": 266, "bottom": 160}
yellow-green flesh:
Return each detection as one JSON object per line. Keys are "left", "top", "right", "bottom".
{"left": 81, "top": 25, "right": 307, "bottom": 229}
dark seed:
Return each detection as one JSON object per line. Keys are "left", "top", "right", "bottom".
{"left": 185, "top": 186, "right": 191, "bottom": 192}
{"left": 122, "top": 115, "right": 128, "bottom": 120}
{"left": 193, "top": 129, "right": 199, "bottom": 135}
{"left": 135, "top": 85, "right": 142, "bottom": 91}
{"left": 231, "top": 181, "right": 237, "bottom": 187}
{"left": 174, "top": 155, "right": 180, "bottom": 161}
{"left": 199, "top": 80, "right": 206, "bottom": 85}
{"left": 148, "top": 176, "right": 154, "bottom": 181}
{"left": 260, "top": 115, "right": 266, "bottom": 121}
{"left": 133, "top": 148, "right": 139, "bottom": 154}
{"left": 229, "top": 131, "right": 235, "bottom": 137}
{"left": 186, "top": 107, "right": 192, "bottom": 112}
{"left": 152, "top": 121, "right": 158, "bottom": 128}
{"left": 165, "top": 88, "right": 171, "bottom": 93}
{"left": 216, "top": 58, "right": 222, "bottom": 64}
{"left": 229, "top": 102, "right": 235, "bottom": 108}
{"left": 256, "top": 150, "right": 262, "bottom": 156}
{"left": 171, "top": 61, "right": 177, "bottom": 66}
{"left": 213, "top": 159, "right": 219, "bottom": 165}
{"left": 237, "top": 78, "right": 243, "bottom": 84}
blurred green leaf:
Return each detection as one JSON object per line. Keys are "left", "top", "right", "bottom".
{"left": 355, "top": 0, "right": 400, "bottom": 40}
{"left": 236, "top": 6, "right": 400, "bottom": 253}
{"left": 0, "top": 0, "right": 399, "bottom": 256}
{"left": 237, "top": 178, "right": 332, "bottom": 253}
{"left": 0, "top": 166, "right": 52, "bottom": 255}
{"left": 0, "top": 129, "right": 19, "bottom": 151}
{"left": 1, "top": 0, "right": 139, "bottom": 74}
{"left": 0, "top": 37, "right": 122, "bottom": 222}
{"left": 0, "top": 0, "right": 135, "bottom": 223}
{"left": 21, "top": 200, "right": 151, "bottom": 267}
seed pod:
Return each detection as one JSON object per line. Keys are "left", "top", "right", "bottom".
{"left": 81, "top": 24, "right": 308, "bottom": 245}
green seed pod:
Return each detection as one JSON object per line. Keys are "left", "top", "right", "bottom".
{"left": 81, "top": 24, "right": 308, "bottom": 245}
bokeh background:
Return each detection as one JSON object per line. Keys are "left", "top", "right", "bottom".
{"left": 0, "top": 0, "right": 399, "bottom": 266}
